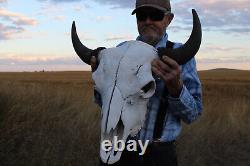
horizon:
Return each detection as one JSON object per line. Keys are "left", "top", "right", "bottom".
{"left": 1, "top": 68, "right": 250, "bottom": 73}
{"left": 1, "top": 0, "right": 250, "bottom": 72}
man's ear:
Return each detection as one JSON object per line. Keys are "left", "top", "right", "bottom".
{"left": 164, "top": 13, "right": 174, "bottom": 27}
{"left": 169, "top": 13, "right": 174, "bottom": 23}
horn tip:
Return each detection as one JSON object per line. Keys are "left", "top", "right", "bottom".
{"left": 72, "top": 21, "right": 76, "bottom": 31}
{"left": 192, "top": 9, "right": 197, "bottom": 14}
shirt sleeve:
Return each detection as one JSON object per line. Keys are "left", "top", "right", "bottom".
{"left": 167, "top": 57, "right": 203, "bottom": 124}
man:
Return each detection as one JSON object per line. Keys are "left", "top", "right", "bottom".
{"left": 93, "top": 0, "right": 202, "bottom": 165}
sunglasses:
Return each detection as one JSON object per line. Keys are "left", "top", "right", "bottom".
{"left": 136, "top": 9, "right": 165, "bottom": 22}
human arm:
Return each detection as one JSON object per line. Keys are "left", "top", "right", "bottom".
{"left": 151, "top": 56, "right": 202, "bottom": 124}
{"left": 167, "top": 57, "right": 202, "bottom": 123}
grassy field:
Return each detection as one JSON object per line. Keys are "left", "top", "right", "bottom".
{"left": 0, "top": 69, "right": 249, "bottom": 166}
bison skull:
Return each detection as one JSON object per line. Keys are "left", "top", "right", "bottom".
{"left": 93, "top": 41, "right": 157, "bottom": 163}
{"left": 71, "top": 9, "right": 202, "bottom": 165}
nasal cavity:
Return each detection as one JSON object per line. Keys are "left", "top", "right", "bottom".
{"left": 141, "top": 81, "right": 154, "bottom": 93}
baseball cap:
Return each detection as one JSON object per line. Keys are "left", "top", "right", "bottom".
{"left": 132, "top": 0, "right": 171, "bottom": 15}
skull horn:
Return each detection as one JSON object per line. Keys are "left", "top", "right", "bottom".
{"left": 71, "top": 21, "right": 93, "bottom": 65}
{"left": 158, "top": 9, "right": 202, "bottom": 65}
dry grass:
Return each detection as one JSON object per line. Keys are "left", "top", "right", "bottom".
{"left": 178, "top": 69, "right": 250, "bottom": 166}
{"left": 0, "top": 72, "right": 100, "bottom": 166}
{"left": 0, "top": 69, "right": 249, "bottom": 166}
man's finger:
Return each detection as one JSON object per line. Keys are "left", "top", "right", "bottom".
{"left": 162, "top": 56, "right": 179, "bottom": 69}
{"left": 152, "top": 66, "right": 163, "bottom": 78}
{"left": 152, "top": 59, "right": 171, "bottom": 73}
{"left": 91, "top": 56, "right": 97, "bottom": 72}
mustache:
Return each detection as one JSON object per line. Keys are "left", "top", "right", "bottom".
{"left": 141, "top": 25, "right": 158, "bottom": 32}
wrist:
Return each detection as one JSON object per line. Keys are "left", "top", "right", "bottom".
{"left": 168, "top": 80, "right": 183, "bottom": 98}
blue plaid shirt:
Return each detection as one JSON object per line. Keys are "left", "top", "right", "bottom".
{"left": 94, "top": 33, "right": 202, "bottom": 143}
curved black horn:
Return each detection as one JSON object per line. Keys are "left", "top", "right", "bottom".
{"left": 71, "top": 21, "right": 93, "bottom": 65}
{"left": 158, "top": 9, "right": 202, "bottom": 65}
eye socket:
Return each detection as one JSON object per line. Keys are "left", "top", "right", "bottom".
{"left": 141, "top": 81, "right": 154, "bottom": 93}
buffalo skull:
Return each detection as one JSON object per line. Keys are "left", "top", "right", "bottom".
{"left": 71, "top": 9, "right": 202, "bottom": 164}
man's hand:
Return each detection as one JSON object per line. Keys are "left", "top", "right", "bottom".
{"left": 91, "top": 56, "right": 98, "bottom": 72}
{"left": 151, "top": 55, "right": 183, "bottom": 97}
{"left": 90, "top": 47, "right": 106, "bottom": 72}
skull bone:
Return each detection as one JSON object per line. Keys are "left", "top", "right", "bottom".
{"left": 92, "top": 40, "right": 158, "bottom": 164}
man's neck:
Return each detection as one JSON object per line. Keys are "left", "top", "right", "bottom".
{"left": 136, "top": 33, "right": 168, "bottom": 48}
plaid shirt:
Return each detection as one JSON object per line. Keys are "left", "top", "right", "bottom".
{"left": 94, "top": 33, "right": 202, "bottom": 142}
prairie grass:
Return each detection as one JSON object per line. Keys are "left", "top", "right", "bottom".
{"left": 0, "top": 69, "right": 249, "bottom": 166}
{"left": 178, "top": 69, "right": 250, "bottom": 166}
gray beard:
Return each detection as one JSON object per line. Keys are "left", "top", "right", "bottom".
{"left": 139, "top": 35, "right": 160, "bottom": 46}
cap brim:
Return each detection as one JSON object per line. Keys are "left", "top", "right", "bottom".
{"left": 131, "top": 4, "right": 167, "bottom": 15}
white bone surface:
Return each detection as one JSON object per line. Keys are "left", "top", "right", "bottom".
{"left": 92, "top": 40, "right": 158, "bottom": 164}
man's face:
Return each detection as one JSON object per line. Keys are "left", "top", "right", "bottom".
{"left": 136, "top": 7, "right": 173, "bottom": 46}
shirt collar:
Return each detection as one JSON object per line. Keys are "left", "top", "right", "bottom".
{"left": 136, "top": 33, "right": 169, "bottom": 49}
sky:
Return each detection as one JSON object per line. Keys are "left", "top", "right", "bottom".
{"left": 0, "top": 0, "right": 250, "bottom": 71}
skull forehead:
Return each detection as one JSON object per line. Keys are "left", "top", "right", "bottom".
{"left": 101, "top": 40, "right": 157, "bottom": 68}
{"left": 92, "top": 40, "right": 158, "bottom": 96}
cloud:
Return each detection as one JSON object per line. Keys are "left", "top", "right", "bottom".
{"left": 92, "top": 0, "right": 134, "bottom": 8}
{"left": 172, "top": 0, "right": 250, "bottom": 34}
{"left": 54, "top": 15, "right": 66, "bottom": 21}
{"left": 0, "top": 8, "right": 37, "bottom": 26}
{"left": 220, "top": 27, "right": 250, "bottom": 34}
{"left": 168, "top": 25, "right": 192, "bottom": 32}
{"left": 0, "top": 9, "right": 37, "bottom": 40}
{"left": 0, "top": 53, "right": 89, "bottom": 71}
{"left": 105, "top": 34, "right": 133, "bottom": 41}
{"left": 0, "top": 54, "right": 82, "bottom": 65}
{"left": 37, "top": 3, "right": 64, "bottom": 16}
{"left": 73, "top": 6, "right": 82, "bottom": 11}
{"left": 197, "top": 56, "right": 250, "bottom": 64}
{"left": 0, "top": 0, "right": 7, "bottom": 3}
{"left": 0, "top": 23, "right": 25, "bottom": 40}
{"left": 202, "top": 45, "right": 245, "bottom": 52}
{"left": 37, "top": 0, "right": 249, "bottom": 34}
{"left": 65, "top": 30, "right": 95, "bottom": 41}
{"left": 96, "top": 16, "right": 112, "bottom": 22}
{"left": 37, "top": 0, "right": 134, "bottom": 8}
{"left": 37, "top": 0, "right": 81, "bottom": 3}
